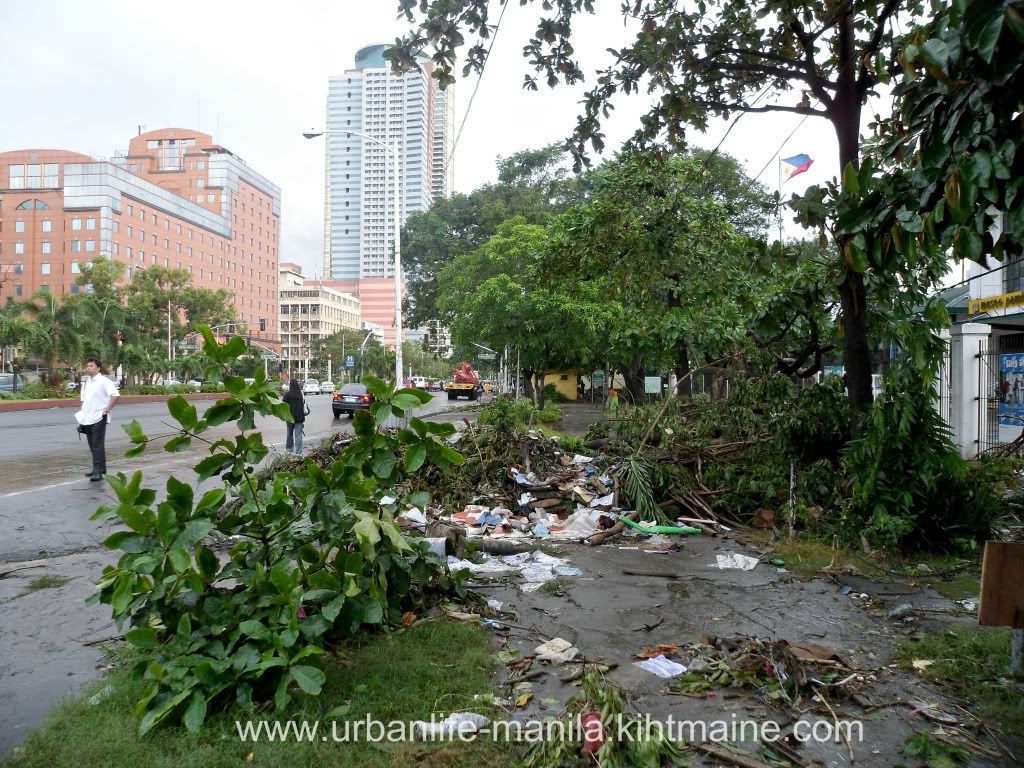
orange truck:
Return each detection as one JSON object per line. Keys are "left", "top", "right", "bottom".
{"left": 446, "top": 362, "right": 481, "bottom": 401}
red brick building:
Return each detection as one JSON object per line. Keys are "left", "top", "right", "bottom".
{"left": 0, "top": 129, "right": 281, "bottom": 346}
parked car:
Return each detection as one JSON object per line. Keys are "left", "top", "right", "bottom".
{"left": 186, "top": 379, "right": 203, "bottom": 390}
{"left": 320, "top": 380, "right": 337, "bottom": 396}
{"left": 332, "top": 383, "right": 375, "bottom": 418}
{"left": 427, "top": 380, "right": 444, "bottom": 392}
{"left": 302, "top": 379, "right": 321, "bottom": 395}
{"left": 409, "top": 376, "right": 429, "bottom": 390}
{"left": 0, "top": 373, "right": 28, "bottom": 392}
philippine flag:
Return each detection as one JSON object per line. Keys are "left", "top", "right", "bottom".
{"left": 781, "top": 153, "right": 814, "bottom": 180}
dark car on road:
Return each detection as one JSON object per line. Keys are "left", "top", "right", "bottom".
{"left": 332, "top": 383, "right": 375, "bottom": 418}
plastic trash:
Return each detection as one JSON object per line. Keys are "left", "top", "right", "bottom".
{"left": 399, "top": 507, "right": 427, "bottom": 526}
{"left": 634, "top": 655, "right": 687, "bottom": 678}
{"left": 534, "top": 638, "right": 579, "bottom": 664}
{"left": 413, "top": 712, "right": 491, "bottom": 740}
{"left": 474, "top": 510, "right": 505, "bottom": 527}
{"left": 621, "top": 517, "right": 701, "bottom": 536}
{"left": 533, "top": 520, "right": 550, "bottom": 538}
{"left": 714, "top": 553, "right": 760, "bottom": 570}
{"left": 425, "top": 538, "right": 448, "bottom": 559}
{"left": 554, "top": 565, "right": 583, "bottom": 577}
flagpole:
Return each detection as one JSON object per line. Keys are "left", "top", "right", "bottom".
{"left": 778, "top": 156, "right": 784, "bottom": 247}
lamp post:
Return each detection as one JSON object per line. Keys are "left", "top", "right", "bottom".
{"left": 303, "top": 130, "right": 404, "bottom": 386}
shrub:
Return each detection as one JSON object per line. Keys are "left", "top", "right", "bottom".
{"left": 90, "top": 328, "right": 465, "bottom": 735}
{"left": 842, "top": 361, "right": 1004, "bottom": 550}
{"left": 478, "top": 396, "right": 535, "bottom": 432}
{"left": 14, "top": 382, "right": 68, "bottom": 400}
{"left": 542, "top": 383, "right": 568, "bottom": 404}
{"left": 537, "top": 404, "right": 563, "bottom": 423}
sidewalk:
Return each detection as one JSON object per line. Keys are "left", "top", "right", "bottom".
{"left": 0, "top": 552, "right": 118, "bottom": 755}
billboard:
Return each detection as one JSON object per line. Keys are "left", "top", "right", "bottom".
{"left": 998, "top": 353, "right": 1024, "bottom": 427}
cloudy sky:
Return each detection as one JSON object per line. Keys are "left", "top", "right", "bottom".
{"left": 0, "top": 0, "right": 862, "bottom": 278}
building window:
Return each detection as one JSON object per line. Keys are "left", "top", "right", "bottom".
{"left": 14, "top": 263, "right": 23, "bottom": 274}
{"left": 15, "top": 220, "right": 25, "bottom": 233}
{"left": 86, "top": 218, "right": 96, "bottom": 230}
{"left": 72, "top": 218, "right": 82, "bottom": 230}
{"left": 85, "top": 240, "right": 96, "bottom": 252}
{"left": 41, "top": 262, "right": 51, "bottom": 275}
{"left": 71, "top": 240, "right": 81, "bottom": 252}
{"left": 176, "top": 224, "right": 182, "bottom": 234}
{"left": 139, "top": 230, "right": 144, "bottom": 242}
{"left": 14, "top": 284, "right": 22, "bottom": 296}
{"left": 71, "top": 283, "right": 80, "bottom": 294}
{"left": 127, "top": 225, "right": 133, "bottom": 238}
{"left": 126, "top": 246, "right": 132, "bottom": 259}
{"left": 42, "top": 219, "right": 52, "bottom": 232}
{"left": 151, "top": 214, "right": 157, "bottom": 225}
{"left": 15, "top": 242, "right": 24, "bottom": 255}
{"left": 127, "top": 204, "right": 133, "bottom": 216}
{"left": 41, "top": 241, "right": 51, "bottom": 254}
{"left": 139, "top": 250, "right": 145, "bottom": 262}
{"left": 71, "top": 262, "right": 80, "bottom": 274}
{"left": 8, "top": 165, "right": 24, "bottom": 188}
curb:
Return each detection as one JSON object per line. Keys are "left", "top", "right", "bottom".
{"left": 0, "top": 392, "right": 227, "bottom": 413}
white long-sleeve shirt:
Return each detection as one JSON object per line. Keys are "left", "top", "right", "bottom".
{"left": 75, "top": 374, "right": 119, "bottom": 426}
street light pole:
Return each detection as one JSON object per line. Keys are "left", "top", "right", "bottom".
{"left": 392, "top": 138, "right": 404, "bottom": 387}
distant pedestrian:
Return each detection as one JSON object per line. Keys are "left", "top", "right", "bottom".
{"left": 607, "top": 387, "right": 619, "bottom": 416}
{"left": 282, "top": 379, "right": 309, "bottom": 455}
{"left": 75, "top": 357, "right": 119, "bottom": 481}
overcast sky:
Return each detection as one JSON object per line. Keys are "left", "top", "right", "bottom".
{"left": 0, "top": 0, "right": 864, "bottom": 278}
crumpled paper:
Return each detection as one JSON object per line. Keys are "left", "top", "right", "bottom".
{"left": 634, "top": 655, "right": 687, "bottom": 678}
{"left": 714, "top": 553, "right": 760, "bottom": 571}
{"left": 534, "top": 638, "right": 579, "bottom": 664}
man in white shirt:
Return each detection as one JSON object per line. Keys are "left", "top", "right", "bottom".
{"left": 76, "top": 357, "right": 119, "bottom": 481}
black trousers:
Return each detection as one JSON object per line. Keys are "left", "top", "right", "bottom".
{"left": 84, "top": 417, "right": 108, "bottom": 475}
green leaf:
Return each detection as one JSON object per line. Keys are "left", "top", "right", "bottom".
{"left": 290, "top": 665, "right": 325, "bottom": 695}
{"left": 223, "top": 376, "right": 246, "bottom": 395}
{"left": 920, "top": 38, "right": 949, "bottom": 71}
{"left": 427, "top": 441, "right": 465, "bottom": 467}
{"left": 203, "top": 400, "right": 241, "bottom": 427}
{"left": 172, "top": 520, "right": 213, "bottom": 550}
{"left": 322, "top": 594, "right": 345, "bottom": 623}
{"left": 139, "top": 688, "right": 192, "bottom": 736}
{"left": 965, "top": 3, "right": 1005, "bottom": 63}
{"left": 270, "top": 562, "right": 295, "bottom": 595}
{"left": 166, "top": 476, "right": 194, "bottom": 513}
{"left": 363, "top": 601, "right": 384, "bottom": 625}
{"left": 167, "top": 396, "right": 198, "bottom": 430}
{"left": 125, "top": 443, "right": 147, "bottom": 459}
{"left": 842, "top": 162, "right": 859, "bottom": 195}
{"left": 122, "top": 419, "right": 146, "bottom": 444}
{"left": 102, "top": 531, "right": 148, "bottom": 552}
{"left": 157, "top": 505, "right": 178, "bottom": 547}
{"left": 405, "top": 443, "right": 427, "bottom": 473}
{"left": 125, "top": 627, "right": 159, "bottom": 649}
{"left": 374, "top": 403, "right": 394, "bottom": 427}
{"left": 163, "top": 434, "right": 192, "bottom": 453}
{"left": 195, "top": 488, "right": 226, "bottom": 514}
{"left": 194, "top": 454, "right": 233, "bottom": 482}
{"left": 167, "top": 548, "right": 192, "bottom": 572}
{"left": 223, "top": 336, "right": 247, "bottom": 359}
{"left": 363, "top": 374, "right": 390, "bottom": 399}
{"left": 182, "top": 691, "right": 207, "bottom": 734}
{"left": 372, "top": 452, "right": 398, "bottom": 479}
{"left": 111, "top": 577, "right": 133, "bottom": 615}
{"left": 238, "top": 619, "right": 270, "bottom": 640}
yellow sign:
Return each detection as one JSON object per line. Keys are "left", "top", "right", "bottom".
{"left": 968, "top": 290, "right": 1024, "bottom": 315}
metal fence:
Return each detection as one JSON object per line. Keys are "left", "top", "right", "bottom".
{"left": 976, "top": 335, "right": 1024, "bottom": 455}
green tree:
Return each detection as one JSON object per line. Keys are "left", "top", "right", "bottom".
{"left": 437, "top": 219, "right": 611, "bottom": 407}
{"left": 402, "top": 145, "right": 585, "bottom": 326}
{"left": 546, "top": 152, "right": 766, "bottom": 399}
{"left": 391, "top": 0, "right": 923, "bottom": 428}
{"left": 72, "top": 257, "right": 129, "bottom": 369}
{"left": 19, "top": 289, "right": 84, "bottom": 383}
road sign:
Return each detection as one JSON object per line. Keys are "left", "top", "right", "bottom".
{"left": 479, "top": 352, "right": 496, "bottom": 361}
{"left": 345, "top": 355, "right": 355, "bottom": 369}
{"left": 591, "top": 369, "right": 606, "bottom": 387}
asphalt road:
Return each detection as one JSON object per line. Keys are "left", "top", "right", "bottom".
{"left": 0, "top": 393, "right": 461, "bottom": 564}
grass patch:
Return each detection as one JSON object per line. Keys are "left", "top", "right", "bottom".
{"left": 930, "top": 572, "right": 981, "bottom": 600}
{"left": 765, "top": 537, "right": 882, "bottom": 578}
{"left": 896, "top": 627, "right": 1024, "bottom": 738}
{"left": 1, "top": 620, "right": 517, "bottom": 768}
{"left": 25, "top": 575, "right": 71, "bottom": 592}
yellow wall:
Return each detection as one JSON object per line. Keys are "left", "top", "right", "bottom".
{"left": 544, "top": 370, "right": 578, "bottom": 401}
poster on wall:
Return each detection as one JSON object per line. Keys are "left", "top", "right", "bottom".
{"left": 998, "top": 353, "right": 1024, "bottom": 426}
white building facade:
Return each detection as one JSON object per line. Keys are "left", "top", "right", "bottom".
{"left": 278, "top": 263, "right": 360, "bottom": 378}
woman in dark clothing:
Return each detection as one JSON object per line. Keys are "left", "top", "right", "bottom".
{"left": 282, "top": 379, "right": 308, "bottom": 454}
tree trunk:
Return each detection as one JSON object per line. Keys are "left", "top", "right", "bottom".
{"left": 623, "top": 354, "right": 645, "bottom": 405}
{"left": 522, "top": 368, "right": 536, "bottom": 402}
{"left": 832, "top": 4, "right": 873, "bottom": 434}
{"left": 534, "top": 371, "right": 546, "bottom": 409}
{"left": 675, "top": 340, "right": 691, "bottom": 398}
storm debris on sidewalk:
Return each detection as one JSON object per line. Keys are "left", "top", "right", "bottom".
{"left": 447, "top": 550, "right": 583, "bottom": 592}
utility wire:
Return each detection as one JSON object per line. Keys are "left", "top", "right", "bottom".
{"left": 444, "top": 0, "right": 510, "bottom": 178}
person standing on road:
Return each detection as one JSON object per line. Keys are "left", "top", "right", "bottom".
{"left": 282, "top": 379, "right": 308, "bottom": 455}
{"left": 75, "top": 357, "right": 119, "bottom": 481}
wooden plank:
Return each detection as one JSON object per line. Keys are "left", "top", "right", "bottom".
{"left": 979, "top": 542, "right": 1024, "bottom": 628}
